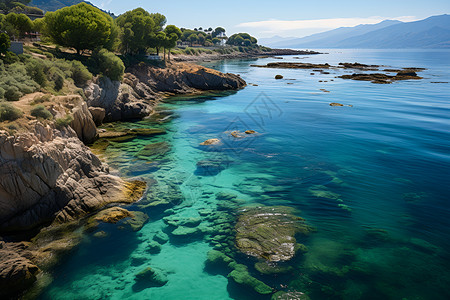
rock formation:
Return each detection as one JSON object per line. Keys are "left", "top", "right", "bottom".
{"left": 84, "top": 62, "right": 246, "bottom": 122}
{"left": 0, "top": 122, "right": 144, "bottom": 233}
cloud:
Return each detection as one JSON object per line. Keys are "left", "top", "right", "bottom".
{"left": 236, "top": 16, "right": 419, "bottom": 35}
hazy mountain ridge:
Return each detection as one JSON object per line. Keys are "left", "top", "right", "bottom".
{"left": 262, "top": 14, "right": 450, "bottom": 49}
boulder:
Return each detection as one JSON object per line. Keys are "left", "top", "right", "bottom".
{"left": 70, "top": 101, "right": 98, "bottom": 144}
{"left": 88, "top": 107, "right": 105, "bottom": 126}
{"left": 275, "top": 75, "right": 284, "bottom": 79}
{"left": 200, "top": 138, "right": 222, "bottom": 146}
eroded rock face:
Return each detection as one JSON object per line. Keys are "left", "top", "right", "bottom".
{"left": 235, "top": 206, "right": 313, "bottom": 262}
{"left": 0, "top": 122, "right": 143, "bottom": 233}
{"left": 84, "top": 62, "right": 246, "bottom": 122}
{"left": 0, "top": 241, "right": 39, "bottom": 299}
{"left": 70, "top": 101, "right": 98, "bottom": 144}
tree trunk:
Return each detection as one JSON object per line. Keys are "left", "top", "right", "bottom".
{"left": 163, "top": 47, "right": 166, "bottom": 61}
{"left": 168, "top": 49, "right": 171, "bottom": 61}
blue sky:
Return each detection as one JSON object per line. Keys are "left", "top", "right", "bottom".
{"left": 89, "top": 0, "right": 450, "bottom": 38}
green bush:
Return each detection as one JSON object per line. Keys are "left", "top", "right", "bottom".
{"left": 4, "top": 86, "right": 22, "bottom": 101}
{"left": 55, "top": 114, "right": 73, "bottom": 129}
{"left": 32, "top": 94, "right": 52, "bottom": 104}
{"left": 30, "top": 105, "right": 53, "bottom": 120}
{"left": 71, "top": 60, "right": 92, "bottom": 86}
{"left": 95, "top": 49, "right": 125, "bottom": 81}
{"left": 0, "top": 102, "right": 22, "bottom": 121}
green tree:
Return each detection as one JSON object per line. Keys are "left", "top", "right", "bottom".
{"left": 212, "top": 37, "right": 220, "bottom": 45}
{"left": 187, "top": 33, "right": 197, "bottom": 46}
{"left": 43, "top": 3, "right": 117, "bottom": 55}
{"left": 5, "top": 13, "right": 33, "bottom": 39}
{"left": 198, "top": 34, "right": 205, "bottom": 45}
{"left": 0, "top": 33, "right": 10, "bottom": 57}
{"left": 95, "top": 49, "right": 125, "bottom": 81}
{"left": 164, "top": 33, "right": 178, "bottom": 61}
{"left": 164, "top": 25, "right": 182, "bottom": 40}
{"left": 116, "top": 8, "right": 155, "bottom": 55}
{"left": 150, "top": 13, "right": 167, "bottom": 32}
{"left": 212, "top": 27, "right": 225, "bottom": 38}
{"left": 227, "top": 33, "right": 258, "bottom": 46}
{"left": 156, "top": 32, "right": 166, "bottom": 59}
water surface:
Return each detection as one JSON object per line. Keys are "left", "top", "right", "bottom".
{"left": 40, "top": 49, "right": 450, "bottom": 300}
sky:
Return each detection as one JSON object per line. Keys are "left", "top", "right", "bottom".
{"left": 89, "top": 0, "right": 450, "bottom": 39}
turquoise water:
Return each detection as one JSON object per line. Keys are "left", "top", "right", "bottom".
{"left": 39, "top": 49, "right": 450, "bottom": 300}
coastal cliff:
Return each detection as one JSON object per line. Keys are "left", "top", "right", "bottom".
{"left": 0, "top": 62, "right": 246, "bottom": 299}
{"left": 84, "top": 62, "right": 246, "bottom": 122}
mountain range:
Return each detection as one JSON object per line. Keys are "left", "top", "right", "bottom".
{"left": 263, "top": 14, "right": 450, "bottom": 49}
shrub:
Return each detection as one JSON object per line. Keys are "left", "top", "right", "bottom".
{"left": 55, "top": 114, "right": 73, "bottom": 129}
{"left": 71, "top": 60, "right": 92, "bottom": 86}
{"left": 95, "top": 49, "right": 125, "bottom": 81}
{"left": 4, "top": 86, "right": 22, "bottom": 101}
{"left": 32, "top": 94, "right": 52, "bottom": 104}
{"left": 0, "top": 102, "right": 22, "bottom": 121}
{"left": 0, "top": 87, "right": 4, "bottom": 99}
{"left": 30, "top": 105, "right": 53, "bottom": 119}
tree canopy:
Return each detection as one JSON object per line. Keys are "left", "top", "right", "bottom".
{"left": 115, "top": 8, "right": 166, "bottom": 55}
{"left": 227, "top": 33, "right": 257, "bottom": 46}
{"left": 0, "top": 33, "right": 11, "bottom": 57}
{"left": 42, "top": 3, "right": 117, "bottom": 55}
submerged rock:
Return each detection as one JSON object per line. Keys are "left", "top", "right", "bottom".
{"left": 254, "top": 261, "right": 294, "bottom": 275}
{"left": 275, "top": 75, "right": 284, "bottom": 79}
{"left": 136, "top": 142, "right": 170, "bottom": 160}
{"left": 235, "top": 206, "right": 313, "bottom": 262}
{"left": 271, "top": 291, "right": 311, "bottom": 300}
{"left": 228, "top": 263, "right": 273, "bottom": 295}
{"left": 133, "top": 267, "right": 168, "bottom": 290}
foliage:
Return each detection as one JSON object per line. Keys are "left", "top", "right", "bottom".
{"left": 227, "top": 33, "right": 257, "bottom": 46}
{"left": 4, "top": 13, "right": 33, "bottom": 38}
{"left": 0, "top": 60, "right": 39, "bottom": 100}
{"left": 0, "top": 101, "right": 22, "bottom": 121}
{"left": 94, "top": 49, "right": 124, "bottom": 81}
{"left": 71, "top": 60, "right": 92, "bottom": 86}
{"left": 116, "top": 8, "right": 157, "bottom": 55}
{"left": 0, "top": 33, "right": 10, "bottom": 57}
{"left": 150, "top": 12, "right": 167, "bottom": 32}
{"left": 55, "top": 114, "right": 73, "bottom": 129}
{"left": 164, "top": 25, "right": 182, "bottom": 39}
{"left": 42, "top": 3, "right": 118, "bottom": 54}
{"left": 212, "top": 27, "right": 226, "bottom": 38}
{"left": 30, "top": 104, "right": 52, "bottom": 119}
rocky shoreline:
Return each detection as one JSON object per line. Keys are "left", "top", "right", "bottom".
{"left": 173, "top": 48, "right": 321, "bottom": 62}
{"left": 0, "top": 62, "right": 246, "bottom": 299}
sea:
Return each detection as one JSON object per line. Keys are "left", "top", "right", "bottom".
{"left": 38, "top": 49, "right": 450, "bottom": 300}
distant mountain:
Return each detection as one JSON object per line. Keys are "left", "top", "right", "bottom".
{"left": 270, "top": 20, "right": 403, "bottom": 48}
{"left": 258, "top": 36, "right": 298, "bottom": 47}
{"left": 334, "top": 14, "right": 450, "bottom": 48}
{"left": 29, "top": 0, "right": 89, "bottom": 12}
{"left": 268, "top": 14, "right": 450, "bottom": 49}
{"left": 29, "top": 0, "right": 115, "bottom": 17}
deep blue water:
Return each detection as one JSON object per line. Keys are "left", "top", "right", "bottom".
{"left": 39, "top": 49, "right": 450, "bottom": 300}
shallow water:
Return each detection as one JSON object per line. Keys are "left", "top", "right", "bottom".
{"left": 39, "top": 49, "right": 450, "bottom": 300}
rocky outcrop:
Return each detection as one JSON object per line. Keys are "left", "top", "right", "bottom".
{"left": 0, "top": 122, "right": 144, "bottom": 233}
{"left": 0, "top": 241, "right": 39, "bottom": 299}
{"left": 84, "top": 62, "right": 246, "bottom": 122}
{"left": 70, "top": 101, "right": 98, "bottom": 144}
